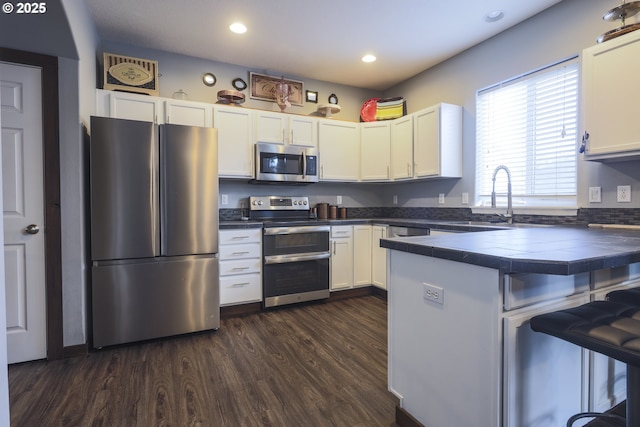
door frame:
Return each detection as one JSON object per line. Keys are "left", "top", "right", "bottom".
{"left": 0, "top": 47, "right": 64, "bottom": 360}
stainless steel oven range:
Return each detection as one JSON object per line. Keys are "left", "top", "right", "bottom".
{"left": 249, "top": 196, "right": 330, "bottom": 308}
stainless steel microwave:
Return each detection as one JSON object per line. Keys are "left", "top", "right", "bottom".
{"left": 255, "top": 143, "right": 319, "bottom": 183}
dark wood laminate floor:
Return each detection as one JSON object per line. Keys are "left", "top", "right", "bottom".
{"left": 9, "top": 295, "right": 397, "bottom": 427}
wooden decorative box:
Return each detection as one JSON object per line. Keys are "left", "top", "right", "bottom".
{"left": 103, "top": 53, "right": 159, "bottom": 96}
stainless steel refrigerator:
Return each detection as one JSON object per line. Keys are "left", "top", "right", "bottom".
{"left": 89, "top": 116, "right": 219, "bottom": 348}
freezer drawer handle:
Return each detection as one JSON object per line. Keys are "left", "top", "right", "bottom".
{"left": 264, "top": 252, "right": 330, "bottom": 265}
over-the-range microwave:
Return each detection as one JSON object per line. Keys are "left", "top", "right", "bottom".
{"left": 254, "top": 142, "right": 319, "bottom": 183}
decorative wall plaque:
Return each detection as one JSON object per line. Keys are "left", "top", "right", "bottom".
{"left": 103, "top": 52, "right": 159, "bottom": 96}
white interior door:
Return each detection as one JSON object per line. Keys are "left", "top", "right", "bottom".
{"left": 1, "top": 61, "right": 47, "bottom": 363}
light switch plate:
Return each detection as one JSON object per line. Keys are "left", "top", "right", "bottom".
{"left": 589, "top": 187, "right": 601, "bottom": 203}
{"left": 438, "top": 193, "right": 445, "bottom": 204}
{"left": 462, "top": 192, "right": 469, "bottom": 204}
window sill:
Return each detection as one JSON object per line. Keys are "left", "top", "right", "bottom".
{"left": 471, "top": 206, "right": 579, "bottom": 217}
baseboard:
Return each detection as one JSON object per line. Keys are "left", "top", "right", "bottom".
{"left": 59, "top": 343, "right": 88, "bottom": 359}
{"left": 220, "top": 302, "right": 263, "bottom": 319}
{"left": 395, "top": 405, "right": 424, "bottom": 427}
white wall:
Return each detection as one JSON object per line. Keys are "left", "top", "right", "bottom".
{"left": 60, "top": 0, "right": 99, "bottom": 346}
{"left": 380, "top": 0, "right": 640, "bottom": 209}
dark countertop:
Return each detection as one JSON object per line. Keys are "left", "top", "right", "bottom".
{"left": 381, "top": 226, "right": 640, "bottom": 275}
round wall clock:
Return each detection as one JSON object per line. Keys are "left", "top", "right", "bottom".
{"left": 232, "top": 78, "right": 247, "bottom": 91}
{"left": 328, "top": 93, "right": 339, "bottom": 104}
{"left": 202, "top": 72, "right": 217, "bottom": 87}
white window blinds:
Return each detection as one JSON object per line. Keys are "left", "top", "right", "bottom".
{"left": 475, "top": 59, "right": 578, "bottom": 207}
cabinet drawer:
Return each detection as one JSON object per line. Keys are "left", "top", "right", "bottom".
{"left": 591, "top": 262, "right": 640, "bottom": 290}
{"left": 219, "top": 243, "right": 261, "bottom": 260}
{"left": 503, "top": 272, "right": 590, "bottom": 311}
{"left": 220, "top": 273, "right": 261, "bottom": 306}
{"left": 219, "top": 228, "right": 261, "bottom": 245}
{"left": 219, "top": 258, "right": 261, "bottom": 276}
{"left": 331, "top": 225, "right": 352, "bottom": 238}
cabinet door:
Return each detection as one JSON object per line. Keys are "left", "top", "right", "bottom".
{"left": 331, "top": 238, "right": 353, "bottom": 290}
{"left": 360, "top": 121, "right": 391, "bottom": 181}
{"left": 318, "top": 120, "right": 360, "bottom": 181}
{"left": 255, "top": 111, "right": 286, "bottom": 144}
{"left": 109, "top": 91, "right": 162, "bottom": 123}
{"left": 413, "top": 104, "right": 462, "bottom": 178}
{"left": 354, "top": 225, "right": 372, "bottom": 286}
{"left": 371, "top": 226, "right": 387, "bottom": 289}
{"left": 164, "top": 99, "right": 212, "bottom": 127}
{"left": 214, "top": 106, "right": 254, "bottom": 178}
{"left": 583, "top": 31, "right": 640, "bottom": 158}
{"left": 289, "top": 115, "right": 318, "bottom": 147}
{"left": 413, "top": 106, "right": 440, "bottom": 177}
{"left": 503, "top": 295, "right": 589, "bottom": 427}
{"left": 391, "top": 115, "right": 413, "bottom": 180}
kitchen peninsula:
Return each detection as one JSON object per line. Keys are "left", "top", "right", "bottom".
{"left": 381, "top": 226, "right": 640, "bottom": 427}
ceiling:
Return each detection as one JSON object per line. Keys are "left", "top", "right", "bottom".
{"left": 86, "top": 0, "right": 563, "bottom": 91}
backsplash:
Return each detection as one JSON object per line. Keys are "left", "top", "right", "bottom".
{"left": 220, "top": 207, "right": 640, "bottom": 225}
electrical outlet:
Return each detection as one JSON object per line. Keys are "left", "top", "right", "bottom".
{"left": 617, "top": 185, "right": 631, "bottom": 203}
{"left": 221, "top": 194, "right": 228, "bottom": 205}
{"left": 393, "top": 195, "right": 398, "bottom": 205}
{"left": 336, "top": 195, "right": 342, "bottom": 205}
{"left": 462, "top": 193, "right": 469, "bottom": 205}
{"left": 423, "top": 283, "right": 444, "bottom": 305}
{"left": 589, "top": 187, "right": 602, "bottom": 203}
{"left": 438, "top": 193, "right": 445, "bottom": 204}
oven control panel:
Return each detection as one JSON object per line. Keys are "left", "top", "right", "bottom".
{"left": 249, "top": 196, "right": 309, "bottom": 210}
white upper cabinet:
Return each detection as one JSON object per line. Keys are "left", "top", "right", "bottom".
{"left": 163, "top": 99, "right": 213, "bottom": 127}
{"left": 360, "top": 121, "right": 391, "bottom": 181}
{"left": 391, "top": 115, "right": 413, "bottom": 180}
{"left": 213, "top": 105, "right": 254, "bottom": 178}
{"left": 582, "top": 30, "right": 640, "bottom": 160}
{"left": 255, "top": 111, "right": 317, "bottom": 147}
{"left": 413, "top": 103, "right": 462, "bottom": 178}
{"left": 289, "top": 115, "right": 318, "bottom": 147}
{"left": 97, "top": 89, "right": 162, "bottom": 124}
{"left": 318, "top": 119, "right": 360, "bottom": 181}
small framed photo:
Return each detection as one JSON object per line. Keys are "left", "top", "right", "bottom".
{"left": 306, "top": 90, "right": 318, "bottom": 103}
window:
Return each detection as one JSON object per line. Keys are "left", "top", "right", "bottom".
{"left": 475, "top": 58, "right": 578, "bottom": 208}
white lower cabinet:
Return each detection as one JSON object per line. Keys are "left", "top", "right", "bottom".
{"left": 330, "top": 226, "right": 353, "bottom": 290}
{"left": 219, "top": 228, "right": 262, "bottom": 306}
{"left": 353, "top": 225, "right": 372, "bottom": 286}
{"left": 371, "top": 225, "right": 388, "bottom": 289}
{"left": 330, "top": 224, "right": 374, "bottom": 291}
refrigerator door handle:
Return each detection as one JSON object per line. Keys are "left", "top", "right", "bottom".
{"left": 153, "top": 124, "right": 160, "bottom": 255}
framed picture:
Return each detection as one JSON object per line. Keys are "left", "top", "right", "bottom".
{"left": 249, "top": 72, "right": 304, "bottom": 106}
{"left": 306, "top": 90, "right": 318, "bottom": 103}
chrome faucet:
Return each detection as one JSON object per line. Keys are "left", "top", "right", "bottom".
{"left": 491, "top": 165, "right": 513, "bottom": 224}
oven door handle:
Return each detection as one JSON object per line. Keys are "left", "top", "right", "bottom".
{"left": 264, "top": 225, "right": 330, "bottom": 235}
{"left": 264, "top": 252, "right": 330, "bottom": 265}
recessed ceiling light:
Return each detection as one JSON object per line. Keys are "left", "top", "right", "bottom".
{"left": 362, "top": 54, "right": 377, "bottom": 63}
{"left": 230, "top": 22, "right": 247, "bottom": 34}
{"left": 484, "top": 10, "right": 504, "bottom": 22}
